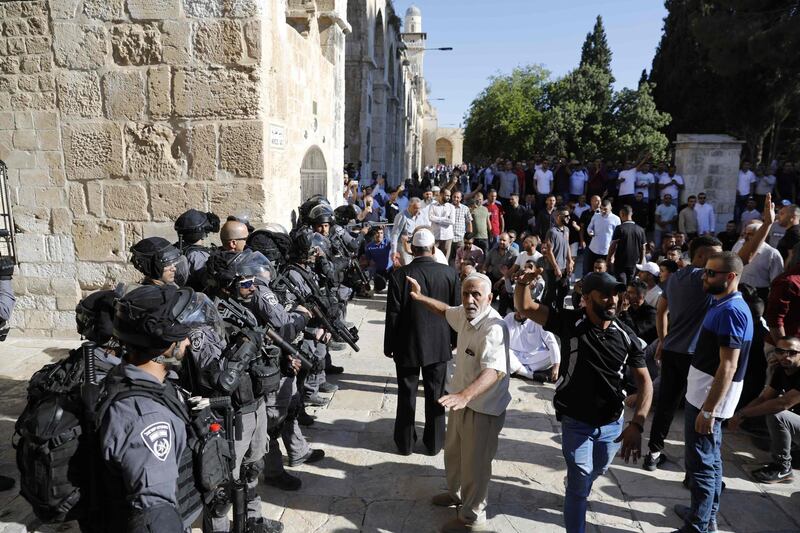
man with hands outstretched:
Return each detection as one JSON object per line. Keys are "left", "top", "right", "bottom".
{"left": 407, "top": 272, "right": 510, "bottom": 533}
{"left": 513, "top": 269, "right": 653, "bottom": 533}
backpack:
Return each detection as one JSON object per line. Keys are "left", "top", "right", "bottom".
{"left": 14, "top": 348, "right": 91, "bottom": 523}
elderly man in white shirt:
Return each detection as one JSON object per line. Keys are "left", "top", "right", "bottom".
{"left": 407, "top": 272, "right": 510, "bottom": 533}
{"left": 694, "top": 192, "right": 717, "bottom": 235}
{"left": 504, "top": 311, "right": 560, "bottom": 383}
{"left": 739, "top": 220, "right": 784, "bottom": 299}
{"left": 392, "top": 197, "right": 430, "bottom": 266}
{"left": 429, "top": 188, "right": 457, "bottom": 260}
{"left": 585, "top": 199, "right": 621, "bottom": 274}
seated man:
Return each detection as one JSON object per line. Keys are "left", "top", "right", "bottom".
{"left": 504, "top": 310, "right": 560, "bottom": 383}
{"left": 729, "top": 336, "right": 800, "bottom": 484}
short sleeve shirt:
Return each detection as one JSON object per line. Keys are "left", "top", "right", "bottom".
{"left": 445, "top": 305, "right": 511, "bottom": 416}
{"left": 545, "top": 226, "right": 569, "bottom": 270}
{"left": 635, "top": 172, "right": 655, "bottom": 199}
{"left": 658, "top": 173, "right": 684, "bottom": 200}
{"left": 471, "top": 206, "right": 490, "bottom": 240}
{"left": 686, "top": 292, "right": 753, "bottom": 418}
{"left": 769, "top": 368, "right": 800, "bottom": 415}
{"left": 543, "top": 307, "right": 646, "bottom": 426}
{"left": 535, "top": 169, "right": 554, "bottom": 194}
{"left": 655, "top": 203, "right": 678, "bottom": 224}
{"left": 611, "top": 221, "right": 646, "bottom": 268}
{"left": 618, "top": 168, "right": 637, "bottom": 196}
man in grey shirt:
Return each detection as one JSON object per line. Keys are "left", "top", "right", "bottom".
{"left": 643, "top": 235, "right": 723, "bottom": 471}
{"left": 542, "top": 207, "right": 573, "bottom": 309}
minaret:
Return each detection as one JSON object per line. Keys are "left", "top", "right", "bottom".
{"left": 402, "top": 5, "right": 426, "bottom": 80}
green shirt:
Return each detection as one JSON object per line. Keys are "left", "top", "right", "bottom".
{"left": 471, "top": 206, "right": 490, "bottom": 239}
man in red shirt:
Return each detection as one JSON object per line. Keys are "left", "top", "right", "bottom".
{"left": 766, "top": 245, "right": 800, "bottom": 341}
{"left": 485, "top": 189, "right": 505, "bottom": 248}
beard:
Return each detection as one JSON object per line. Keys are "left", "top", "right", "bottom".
{"left": 592, "top": 300, "right": 616, "bottom": 320}
{"left": 704, "top": 281, "right": 727, "bottom": 295}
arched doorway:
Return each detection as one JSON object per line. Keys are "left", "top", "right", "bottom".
{"left": 300, "top": 146, "right": 327, "bottom": 201}
{"left": 436, "top": 138, "right": 453, "bottom": 165}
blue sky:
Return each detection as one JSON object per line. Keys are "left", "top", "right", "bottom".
{"left": 393, "top": 0, "right": 668, "bottom": 127}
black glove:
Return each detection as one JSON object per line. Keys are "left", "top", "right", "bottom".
{"left": 0, "top": 257, "right": 14, "bottom": 280}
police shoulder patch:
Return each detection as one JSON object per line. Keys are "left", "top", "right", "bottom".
{"left": 264, "top": 291, "right": 279, "bottom": 307}
{"left": 190, "top": 329, "right": 205, "bottom": 353}
{"left": 141, "top": 421, "right": 172, "bottom": 462}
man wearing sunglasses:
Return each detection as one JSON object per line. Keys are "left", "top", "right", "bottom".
{"left": 728, "top": 336, "right": 800, "bottom": 484}
{"left": 675, "top": 251, "right": 753, "bottom": 533}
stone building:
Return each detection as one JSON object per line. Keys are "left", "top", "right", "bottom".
{"left": 421, "top": 100, "right": 463, "bottom": 168}
{"left": 0, "top": 0, "right": 350, "bottom": 335}
{"left": 344, "top": 2, "right": 427, "bottom": 186}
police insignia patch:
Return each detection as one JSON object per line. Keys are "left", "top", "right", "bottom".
{"left": 190, "top": 330, "right": 204, "bottom": 353}
{"left": 265, "top": 291, "right": 279, "bottom": 307}
{"left": 141, "top": 422, "right": 172, "bottom": 461}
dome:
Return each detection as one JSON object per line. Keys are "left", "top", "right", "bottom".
{"left": 406, "top": 5, "right": 421, "bottom": 17}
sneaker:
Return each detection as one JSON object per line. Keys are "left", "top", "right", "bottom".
{"left": 263, "top": 472, "right": 302, "bottom": 491}
{"left": 325, "top": 364, "right": 345, "bottom": 375}
{"left": 440, "top": 517, "right": 488, "bottom": 532}
{"left": 751, "top": 463, "right": 794, "bottom": 484}
{"left": 431, "top": 493, "right": 461, "bottom": 507}
{"left": 673, "top": 504, "right": 717, "bottom": 532}
{"left": 289, "top": 448, "right": 325, "bottom": 467}
{"left": 319, "top": 382, "right": 339, "bottom": 393}
{"left": 643, "top": 452, "right": 668, "bottom": 471}
{"left": 305, "top": 394, "right": 329, "bottom": 407}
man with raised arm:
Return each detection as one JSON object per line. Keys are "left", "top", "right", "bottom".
{"left": 407, "top": 272, "right": 510, "bottom": 533}
{"left": 513, "top": 270, "right": 653, "bottom": 533}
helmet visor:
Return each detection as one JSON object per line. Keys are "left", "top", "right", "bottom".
{"left": 174, "top": 291, "right": 224, "bottom": 335}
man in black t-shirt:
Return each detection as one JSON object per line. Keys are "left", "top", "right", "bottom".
{"left": 729, "top": 336, "right": 800, "bottom": 484}
{"left": 514, "top": 271, "right": 653, "bottom": 533}
{"left": 716, "top": 221, "right": 740, "bottom": 252}
{"left": 608, "top": 205, "right": 646, "bottom": 284}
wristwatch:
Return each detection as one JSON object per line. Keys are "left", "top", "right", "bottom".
{"left": 701, "top": 410, "right": 714, "bottom": 420}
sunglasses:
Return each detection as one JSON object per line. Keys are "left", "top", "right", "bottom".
{"left": 237, "top": 277, "right": 256, "bottom": 289}
{"left": 704, "top": 269, "right": 732, "bottom": 277}
{"left": 775, "top": 348, "right": 800, "bottom": 356}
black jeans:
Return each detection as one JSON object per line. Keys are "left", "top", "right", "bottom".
{"left": 474, "top": 238, "right": 488, "bottom": 256}
{"left": 394, "top": 361, "right": 447, "bottom": 455}
{"left": 542, "top": 269, "right": 568, "bottom": 310}
{"left": 614, "top": 265, "right": 637, "bottom": 285}
{"left": 648, "top": 349, "right": 692, "bottom": 454}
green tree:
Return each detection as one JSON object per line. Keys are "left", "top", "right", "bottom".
{"left": 580, "top": 15, "right": 614, "bottom": 81}
{"left": 543, "top": 65, "right": 614, "bottom": 158}
{"left": 607, "top": 82, "right": 672, "bottom": 160}
{"left": 462, "top": 65, "right": 550, "bottom": 161}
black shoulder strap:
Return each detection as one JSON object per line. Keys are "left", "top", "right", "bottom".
{"left": 286, "top": 264, "right": 324, "bottom": 298}
{"left": 97, "top": 377, "right": 190, "bottom": 429}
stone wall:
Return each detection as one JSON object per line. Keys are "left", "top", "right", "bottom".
{"left": 0, "top": 0, "right": 348, "bottom": 336}
{"left": 674, "top": 134, "right": 744, "bottom": 233}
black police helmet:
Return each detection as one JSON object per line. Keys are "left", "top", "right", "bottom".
{"left": 204, "top": 249, "right": 272, "bottom": 290}
{"left": 75, "top": 290, "right": 116, "bottom": 345}
{"left": 113, "top": 285, "right": 194, "bottom": 351}
{"left": 175, "top": 209, "right": 221, "bottom": 241}
{"left": 298, "top": 195, "right": 330, "bottom": 225}
{"left": 130, "top": 237, "right": 184, "bottom": 281}
{"left": 289, "top": 226, "right": 315, "bottom": 260}
{"left": 334, "top": 204, "right": 358, "bottom": 226}
{"left": 308, "top": 204, "right": 334, "bottom": 225}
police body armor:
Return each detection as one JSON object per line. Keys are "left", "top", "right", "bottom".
{"left": 94, "top": 366, "right": 230, "bottom": 532}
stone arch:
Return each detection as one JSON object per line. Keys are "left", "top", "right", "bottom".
{"left": 436, "top": 138, "right": 454, "bottom": 164}
{"left": 300, "top": 146, "right": 328, "bottom": 200}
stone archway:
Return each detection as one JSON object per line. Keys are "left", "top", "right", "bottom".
{"left": 435, "top": 137, "right": 453, "bottom": 165}
{"left": 300, "top": 146, "right": 328, "bottom": 200}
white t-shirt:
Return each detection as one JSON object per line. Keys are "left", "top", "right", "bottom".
{"left": 618, "top": 168, "right": 637, "bottom": 196}
{"left": 445, "top": 305, "right": 511, "bottom": 416}
{"left": 658, "top": 173, "right": 684, "bottom": 200}
{"left": 635, "top": 172, "right": 655, "bottom": 199}
{"left": 514, "top": 250, "right": 543, "bottom": 268}
{"left": 737, "top": 170, "right": 756, "bottom": 196}
{"left": 534, "top": 169, "right": 554, "bottom": 195}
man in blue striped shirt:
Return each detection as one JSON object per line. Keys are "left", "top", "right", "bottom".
{"left": 673, "top": 251, "right": 753, "bottom": 533}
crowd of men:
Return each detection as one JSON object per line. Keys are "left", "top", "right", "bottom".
{"left": 345, "top": 154, "right": 800, "bottom": 533}
{"left": 12, "top": 201, "right": 370, "bottom": 533}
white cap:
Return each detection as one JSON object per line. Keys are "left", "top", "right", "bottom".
{"left": 412, "top": 228, "right": 435, "bottom": 247}
{"left": 636, "top": 262, "right": 660, "bottom": 277}
{"left": 431, "top": 186, "right": 441, "bottom": 193}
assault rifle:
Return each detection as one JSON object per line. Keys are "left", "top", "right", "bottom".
{"left": 215, "top": 296, "right": 316, "bottom": 372}
{"left": 273, "top": 271, "right": 360, "bottom": 352}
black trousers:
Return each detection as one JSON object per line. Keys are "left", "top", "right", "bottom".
{"left": 614, "top": 265, "right": 637, "bottom": 285}
{"left": 648, "top": 349, "right": 692, "bottom": 454}
{"left": 542, "top": 269, "right": 569, "bottom": 310}
{"left": 394, "top": 361, "right": 447, "bottom": 455}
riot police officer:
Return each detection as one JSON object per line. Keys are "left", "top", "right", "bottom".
{"left": 98, "top": 284, "right": 211, "bottom": 532}
{"left": 174, "top": 209, "right": 220, "bottom": 290}
{"left": 202, "top": 249, "right": 283, "bottom": 533}
{"left": 244, "top": 271, "right": 326, "bottom": 490}
{"left": 130, "top": 237, "right": 189, "bottom": 287}
{"left": 75, "top": 289, "right": 123, "bottom": 382}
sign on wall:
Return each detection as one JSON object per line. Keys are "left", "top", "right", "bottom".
{"left": 269, "top": 123, "right": 286, "bottom": 150}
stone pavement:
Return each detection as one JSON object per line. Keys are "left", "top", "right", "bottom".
{"left": 0, "top": 295, "right": 799, "bottom": 532}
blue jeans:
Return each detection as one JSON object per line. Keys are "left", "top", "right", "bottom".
{"left": 683, "top": 403, "right": 723, "bottom": 533}
{"left": 561, "top": 415, "right": 623, "bottom": 533}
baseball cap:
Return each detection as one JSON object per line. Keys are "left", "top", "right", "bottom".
{"left": 412, "top": 228, "right": 435, "bottom": 247}
{"left": 581, "top": 272, "right": 625, "bottom": 296}
{"left": 636, "top": 262, "right": 660, "bottom": 277}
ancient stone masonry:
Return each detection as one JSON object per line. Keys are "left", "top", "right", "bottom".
{"left": 0, "top": 0, "right": 350, "bottom": 335}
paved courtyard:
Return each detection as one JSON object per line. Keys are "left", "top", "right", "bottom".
{"left": 0, "top": 294, "right": 799, "bottom": 532}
